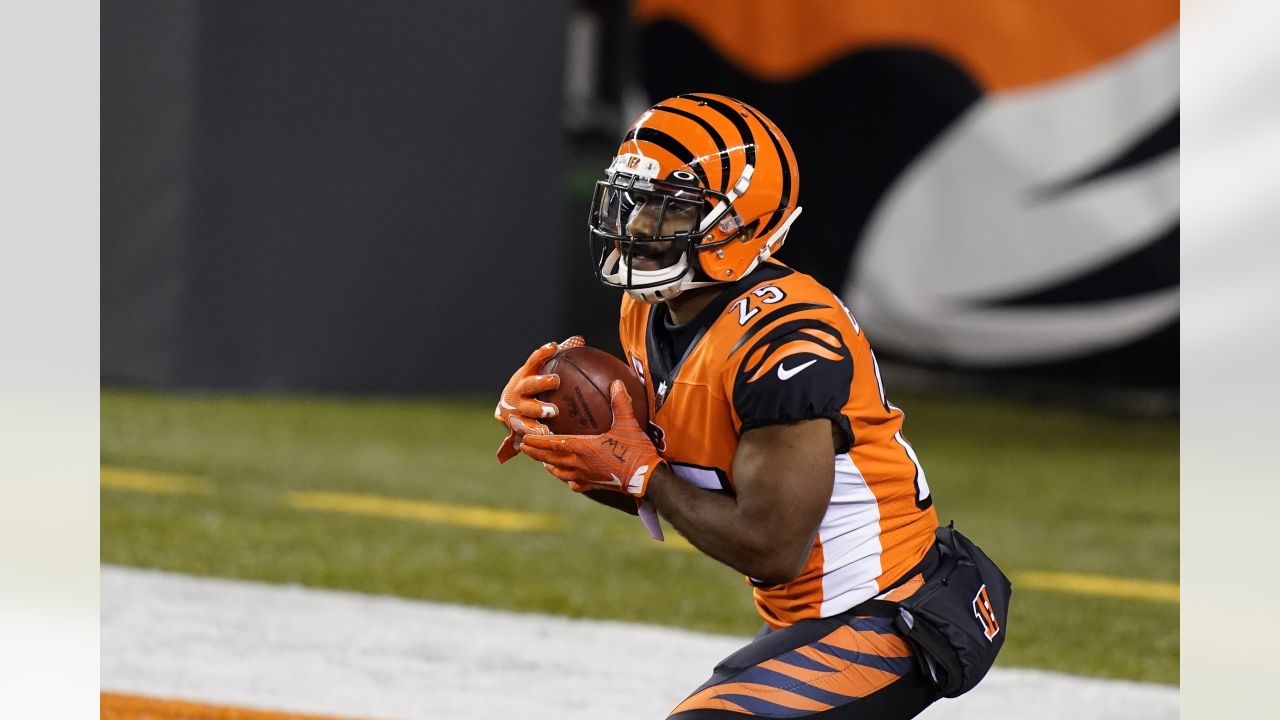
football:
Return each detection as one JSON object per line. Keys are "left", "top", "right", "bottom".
{"left": 536, "top": 346, "right": 649, "bottom": 435}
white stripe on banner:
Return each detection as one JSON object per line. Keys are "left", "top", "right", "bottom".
{"left": 848, "top": 29, "right": 1180, "bottom": 366}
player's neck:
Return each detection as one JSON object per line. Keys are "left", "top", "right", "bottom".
{"left": 664, "top": 285, "right": 723, "bottom": 326}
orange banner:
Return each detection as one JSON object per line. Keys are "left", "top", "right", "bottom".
{"left": 634, "top": 0, "right": 1178, "bottom": 90}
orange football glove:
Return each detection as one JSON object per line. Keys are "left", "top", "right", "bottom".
{"left": 519, "top": 380, "right": 664, "bottom": 498}
{"left": 494, "top": 336, "right": 585, "bottom": 463}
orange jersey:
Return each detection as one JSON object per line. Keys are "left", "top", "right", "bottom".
{"left": 619, "top": 260, "right": 938, "bottom": 629}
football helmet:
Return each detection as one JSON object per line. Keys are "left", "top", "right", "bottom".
{"left": 589, "top": 94, "right": 802, "bottom": 304}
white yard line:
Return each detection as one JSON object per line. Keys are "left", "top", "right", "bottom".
{"left": 101, "top": 566, "right": 1178, "bottom": 720}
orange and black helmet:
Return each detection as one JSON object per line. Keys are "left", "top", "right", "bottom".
{"left": 589, "top": 94, "right": 802, "bottom": 303}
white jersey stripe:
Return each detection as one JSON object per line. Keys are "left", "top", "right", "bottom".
{"left": 817, "top": 452, "right": 884, "bottom": 616}
{"left": 892, "top": 431, "right": 931, "bottom": 504}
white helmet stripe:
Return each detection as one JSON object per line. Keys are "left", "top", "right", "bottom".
{"left": 698, "top": 164, "right": 754, "bottom": 234}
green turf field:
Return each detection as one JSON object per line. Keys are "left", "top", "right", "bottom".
{"left": 101, "top": 388, "right": 1178, "bottom": 684}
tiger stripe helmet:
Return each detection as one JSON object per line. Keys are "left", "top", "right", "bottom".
{"left": 589, "top": 94, "right": 803, "bottom": 303}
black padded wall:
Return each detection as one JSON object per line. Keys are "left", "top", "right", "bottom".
{"left": 103, "top": 0, "right": 571, "bottom": 393}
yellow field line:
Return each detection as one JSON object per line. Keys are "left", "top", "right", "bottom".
{"left": 287, "top": 491, "right": 563, "bottom": 532}
{"left": 658, "top": 541, "right": 1179, "bottom": 603}
{"left": 101, "top": 466, "right": 209, "bottom": 495}
{"left": 1015, "top": 571, "right": 1178, "bottom": 603}
{"left": 101, "top": 466, "right": 1178, "bottom": 603}
{"left": 659, "top": 533, "right": 700, "bottom": 553}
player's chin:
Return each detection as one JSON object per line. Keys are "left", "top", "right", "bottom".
{"left": 629, "top": 256, "right": 666, "bottom": 272}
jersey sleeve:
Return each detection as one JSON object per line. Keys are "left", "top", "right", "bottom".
{"left": 729, "top": 316, "right": 855, "bottom": 453}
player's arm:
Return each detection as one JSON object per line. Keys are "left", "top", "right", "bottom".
{"left": 644, "top": 419, "right": 834, "bottom": 584}
{"left": 646, "top": 312, "right": 854, "bottom": 582}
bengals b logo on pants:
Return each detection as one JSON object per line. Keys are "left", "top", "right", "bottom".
{"left": 972, "top": 584, "right": 1000, "bottom": 641}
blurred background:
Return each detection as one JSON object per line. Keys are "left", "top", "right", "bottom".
{"left": 103, "top": 0, "right": 1178, "bottom": 413}
{"left": 100, "top": 0, "right": 1180, "bottom": 714}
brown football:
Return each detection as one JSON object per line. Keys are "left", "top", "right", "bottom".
{"left": 536, "top": 346, "right": 649, "bottom": 435}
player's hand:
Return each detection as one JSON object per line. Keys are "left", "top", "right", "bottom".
{"left": 494, "top": 335, "right": 585, "bottom": 463}
{"left": 519, "top": 381, "right": 663, "bottom": 498}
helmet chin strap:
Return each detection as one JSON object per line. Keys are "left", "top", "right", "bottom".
{"left": 625, "top": 274, "right": 718, "bottom": 305}
{"left": 600, "top": 248, "right": 716, "bottom": 305}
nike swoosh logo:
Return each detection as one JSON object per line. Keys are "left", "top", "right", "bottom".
{"left": 777, "top": 359, "right": 818, "bottom": 380}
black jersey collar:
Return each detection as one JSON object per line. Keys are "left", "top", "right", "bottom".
{"left": 645, "top": 262, "right": 794, "bottom": 410}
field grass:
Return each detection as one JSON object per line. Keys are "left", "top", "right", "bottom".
{"left": 101, "top": 387, "right": 1178, "bottom": 684}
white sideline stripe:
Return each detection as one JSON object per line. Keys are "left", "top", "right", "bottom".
{"left": 101, "top": 566, "right": 1178, "bottom": 720}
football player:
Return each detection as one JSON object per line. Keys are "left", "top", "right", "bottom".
{"left": 497, "top": 94, "right": 942, "bottom": 719}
